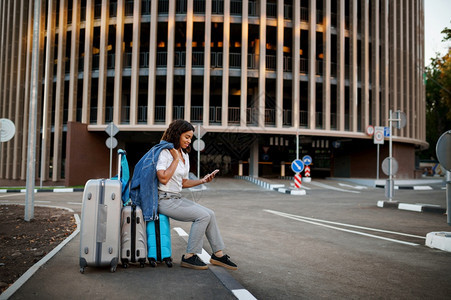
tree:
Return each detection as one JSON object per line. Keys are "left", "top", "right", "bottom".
{"left": 422, "top": 24, "right": 451, "bottom": 160}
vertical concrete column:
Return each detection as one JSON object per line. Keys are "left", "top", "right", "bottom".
{"left": 185, "top": 0, "right": 193, "bottom": 121}
{"left": 68, "top": 0, "right": 81, "bottom": 123}
{"left": 97, "top": 0, "right": 109, "bottom": 125}
{"left": 222, "top": 0, "right": 230, "bottom": 126}
{"left": 130, "top": 0, "right": 142, "bottom": 125}
{"left": 82, "top": 0, "right": 94, "bottom": 124}
{"left": 0, "top": 0, "right": 12, "bottom": 178}
{"left": 337, "top": 0, "right": 345, "bottom": 131}
{"left": 405, "top": 0, "right": 411, "bottom": 138}
{"left": 322, "top": 0, "right": 331, "bottom": 130}
{"left": 398, "top": 0, "right": 403, "bottom": 136}
{"left": 21, "top": 0, "right": 35, "bottom": 180}
{"left": 53, "top": 0, "right": 68, "bottom": 181}
{"left": 13, "top": 0, "right": 29, "bottom": 179}
{"left": 276, "top": 0, "right": 283, "bottom": 128}
{"left": 240, "top": 0, "right": 249, "bottom": 128}
{"left": 7, "top": 0, "right": 20, "bottom": 178}
{"left": 308, "top": 0, "right": 316, "bottom": 129}
{"left": 350, "top": 0, "right": 357, "bottom": 132}
{"left": 258, "top": 0, "right": 266, "bottom": 128}
{"left": 420, "top": 1, "right": 425, "bottom": 141}
{"left": 203, "top": 0, "right": 212, "bottom": 126}
{"left": 41, "top": 0, "right": 57, "bottom": 182}
{"left": 166, "top": 0, "right": 176, "bottom": 124}
{"left": 114, "top": 0, "right": 125, "bottom": 124}
{"left": 0, "top": 1, "right": 6, "bottom": 121}
{"left": 381, "top": 0, "right": 389, "bottom": 127}
{"left": 249, "top": 139, "right": 259, "bottom": 177}
{"left": 361, "top": 0, "right": 369, "bottom": 130}
{"left": 292, "top": 0, "right": 300, "bottom": 129}
{"left": 371, "top": 0, "right": 380, "bottom": 126}
{"left": 389, "top": 0, "right": 397, "bottom": 113}
{"left": 148, "top": 0, "right": 158, "bottom": 125}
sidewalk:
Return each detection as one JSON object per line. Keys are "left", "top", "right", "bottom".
{"left": 3, "top": 222, "right": 245, "bottom": 300}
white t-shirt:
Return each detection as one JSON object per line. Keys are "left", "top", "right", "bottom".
{"left": 156, "top": 149, "right": 190, "bottom": 193}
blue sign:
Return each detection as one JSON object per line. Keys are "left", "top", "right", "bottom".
{"left": 291, "top": 159, "right": 304, "bottom": 173}
{"left": 302, "top": 155, "right": 312, "bottom": 166}
{"left": 384, "top": 127, "right": 390, "bottom": 137}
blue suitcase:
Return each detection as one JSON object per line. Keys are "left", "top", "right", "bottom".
{"left": 147, "top": 214, "right": 172, "bottom": 267}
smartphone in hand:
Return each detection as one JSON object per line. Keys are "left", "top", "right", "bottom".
{"left": 210, "top": 169, "right": 219, "bottom": 177}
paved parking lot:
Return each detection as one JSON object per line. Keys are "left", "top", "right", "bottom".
{"left": 1, "top": 177, "right": 450, "bottom": 299}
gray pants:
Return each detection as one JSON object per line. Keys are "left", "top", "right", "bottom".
{"left": 158, "top": 192, "right": 225, "bottom": 254}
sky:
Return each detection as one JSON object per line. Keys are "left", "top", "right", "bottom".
{"left": 424, "top": 0, "right": 451, "bottom": 66}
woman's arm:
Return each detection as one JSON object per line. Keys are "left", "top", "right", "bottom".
{"left": 156, "top": 149, "right": 180, "bottom": 185}
{"left": 182, "top": 172, "right": 215, "bottom": 188}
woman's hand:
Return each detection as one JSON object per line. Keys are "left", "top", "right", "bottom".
{"left": 169, "top": 148, "right": 180, "bottom": 161}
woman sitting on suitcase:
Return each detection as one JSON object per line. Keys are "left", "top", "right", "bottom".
{"left": 156, "top": 119, "right": 237, "bottom": 270}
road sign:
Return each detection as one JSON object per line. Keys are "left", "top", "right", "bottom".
{"left": 105, "top": 122, "right": 119, "bottom": 137}
{"left": 106, "top": 137, "right": 118, "bottom": 149}
{"left": 382, "top": 157, "right": 398, "bottom": 175}
{"left": 193, "top": 139, "right": 205, "bottom": 151}
{"left": 436, "top": 130, "right": 451, "bottom": 171}
{"left": 193, "top": 125, "right": 207, "bottom": 139}
{"left": 391, "top": 111, "right": 407, "bottom": 129}
{"left": 366, "top": 125, "right": 375, "bottom": 136}
{"left": 384, "top": 127, "right": 390, "bottom": 137}
{"left": 291, "top": 159, "right": 304, "bottom": 173}
{"left": 302, "top": 155, "right": 312, "bottom": 166}
{"left": 294, "top": 173, "right": 302, "bottom": 188}
{"left": 374, "top": 126, "right": 384, "bottom": 144}
{"left": 0, "top": 118, "right": 16, "bottom": 142}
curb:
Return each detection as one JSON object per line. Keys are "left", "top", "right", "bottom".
{"left": 0, "top": 188, "right": 84, "bottom": 194}
{"left": 0, "top": 208, "right": 80, "bottom": 300}
{"left": 235, "top": 176, "right": 306, "bottom": 195}
{"left": 377, "top": 200, "right": 446, "bottom": 214}
{"left": 375, "top": 185, "right": 434, "bottom": 190}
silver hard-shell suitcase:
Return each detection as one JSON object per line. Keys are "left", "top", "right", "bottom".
{"left": 120, "top": 204, "right": 147, "bottom": 268}
{"left": 79, "top": 179, "right": 122, "bottom": 273}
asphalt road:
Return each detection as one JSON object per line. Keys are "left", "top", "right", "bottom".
{"left": 1, "top": 177, "right": 450, "bottom": 299}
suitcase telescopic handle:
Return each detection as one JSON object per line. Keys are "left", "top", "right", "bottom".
{"left": 117, "top": 149, "right": 126, "bottom": 182}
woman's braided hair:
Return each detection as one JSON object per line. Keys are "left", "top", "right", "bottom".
{"left": 161, "top": 119, "right": 195, "bottom": 153}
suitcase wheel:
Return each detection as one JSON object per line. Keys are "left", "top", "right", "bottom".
{"left": 149, "top": 258, "right": 157, "bottom": 268}
{"left": 164, "top": 258, "right": 173, "bottom": 268}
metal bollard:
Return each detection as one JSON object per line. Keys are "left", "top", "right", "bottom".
{"left": 281, "top": 161, "right": 285, "bottom": 177}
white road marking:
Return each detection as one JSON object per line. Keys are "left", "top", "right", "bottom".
{"left": 264, "top": 209, "right": 422, "bottom": 246}
{"left": 0, "top": 193, "right": 23, "bottom": 198}
{"left": 308, "top": 181, "right": 361, "bottom": 193}
{"left": 338, "top": 183, "right": 368, "bottom": 190}
{"left": 67, "top": 202, "right": 82, "bottom": 205}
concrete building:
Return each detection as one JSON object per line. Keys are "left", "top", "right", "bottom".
{"left": 0, "top": 0, "right": 427, "bottom": 186}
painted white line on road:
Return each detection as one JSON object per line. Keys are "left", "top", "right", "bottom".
{"left": 264, "top": 209, "right": 421, "bottom": 246}
{"left": 35, "top": 201, "right": 51, "bottom": 203}
{"left": 67, "top": 202, "right": 82, "bottom": 205}
{"left": 0, "top": 193, "right": 23, "bottom": 198}
{"left": 308, "top": 181, "right": 360, "bottom": 194}
{"left": 338, "top": 183, "right": 368, "bottom": 190}
{"left": 232, "top": 289, "right": 258, "bottom": 300}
